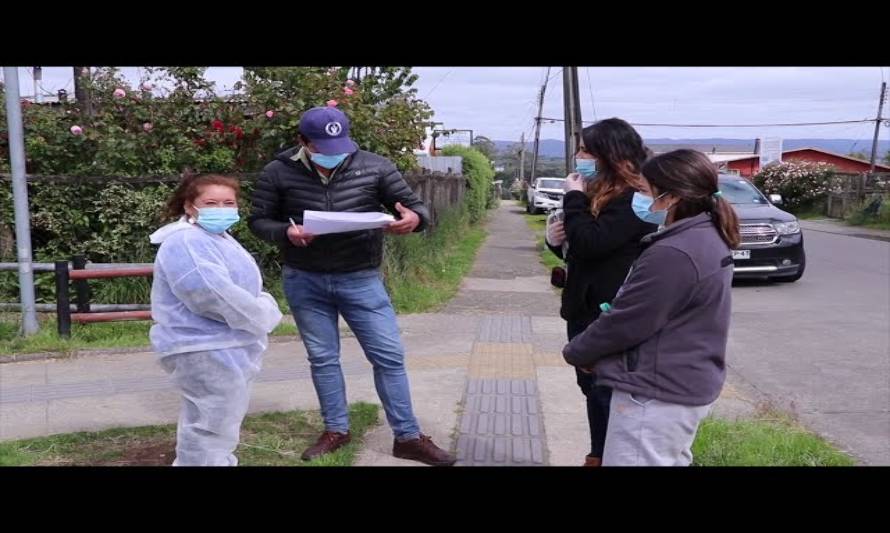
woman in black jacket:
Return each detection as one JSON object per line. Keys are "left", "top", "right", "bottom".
{"left": 546, "top": 118, "right": 657, "bottom": 466}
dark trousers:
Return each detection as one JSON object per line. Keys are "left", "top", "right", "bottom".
{"left": 567, "top": 320, "right": 612, "bottom": 458}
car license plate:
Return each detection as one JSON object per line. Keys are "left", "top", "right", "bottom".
{"left": 732, "top": 250, "right": 750, "bottom": 260}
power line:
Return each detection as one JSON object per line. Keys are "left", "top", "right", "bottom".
{"left": 546, "top": 67, "right": 564, "bottom": 83}
{"left": 536, "top": 117, "right": 875, "bottom": 128}
{"left": 585, "top": 67, "right": 598, "bottom": 121}
{"left": 423, "top": 68, "right": 455, "bottom": 99}
{"left": 632, "top": 119, "right": 876, "bottom": 128}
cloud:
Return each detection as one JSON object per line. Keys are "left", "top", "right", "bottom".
{"left": 5, "top": 66, "right": 887, "bottom": 141}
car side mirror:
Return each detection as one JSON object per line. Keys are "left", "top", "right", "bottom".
{"left": 769, "top": 194, "right": 783, "bottom": 205}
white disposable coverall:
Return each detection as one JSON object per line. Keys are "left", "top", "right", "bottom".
{"left": 149, "top": 219, "right": 283, "bottom": 466}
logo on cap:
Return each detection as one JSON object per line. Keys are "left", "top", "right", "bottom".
{"left": 325, "top": 122, "right": 342, "bottom": 136}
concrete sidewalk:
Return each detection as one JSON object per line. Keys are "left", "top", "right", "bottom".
{"left": 0, "top": 201, "right": 756, "bottom": 466}
{"left": 800, "top": 219, "right": 890, "bottom": 242}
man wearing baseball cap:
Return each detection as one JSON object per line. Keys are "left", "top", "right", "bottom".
{"left": 249, "top": 106, "right": 456, "bottom": 466}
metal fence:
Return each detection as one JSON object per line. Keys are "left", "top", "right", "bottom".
{"left": 415, "top": 155, "right": 464, "bottom": 175}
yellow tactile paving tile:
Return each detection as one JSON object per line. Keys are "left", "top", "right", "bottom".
{"left": 468, "top": 342, "right": 536, "bottom": 379}
{"left": 532, "top": 352, "right": 566, "bottom": 367}
{"left": 405, "top": 354, "right": 471, "bottom": 370}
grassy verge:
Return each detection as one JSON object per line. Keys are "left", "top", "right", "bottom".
{"left": 0, "top": 314, "right": 153, "bottom": 356}
{"left": 383, "top": 207, "right": 487, "bottom": 313}
{"left": 793, "top": 210, "right": 826, "bottom": 220}
{"left": 0, "top": 402, "right": 379, "bottom": 466}
{"left": 0, "top": 312, "right": 299, "bottom": 357}
{"left": 523, "top": 213, "right": 563, "bottom": 270}
{"left": 693, "top": 406, "right": 855, "bottom": 466}
{"left": 844, "top": 195, "right": 890, "bottom": 230}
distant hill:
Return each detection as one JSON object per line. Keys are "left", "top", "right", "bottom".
{"left": 494, "top": 138, "right": 890, "bottom": 160}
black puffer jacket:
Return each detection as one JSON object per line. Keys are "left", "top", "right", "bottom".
{"left": 548, "top": 189, "right": 657, "bottom": 325}
{"left": 248, "top": 147, "right": 431, "bottom": 273}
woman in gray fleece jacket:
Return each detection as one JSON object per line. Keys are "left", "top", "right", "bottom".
{"left": 563, "top": 149, "right": 741, "bottom": 466}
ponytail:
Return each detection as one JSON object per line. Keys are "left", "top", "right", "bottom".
{"left": 710, "top": 192, "right": 740, "bottom": 248}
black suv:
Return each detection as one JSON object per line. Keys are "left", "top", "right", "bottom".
{"left": 718, "top": 174, "right": 805, "bottom": 282}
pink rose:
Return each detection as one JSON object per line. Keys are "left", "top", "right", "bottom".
{"left": 343, "top": 87, "right": 354, "bottom": 96}
{"left": 326, "top": 99, "right": 338, "bottom": 107}
{"left": 70, "top": 125, "right": 83, "bottom": 136}
{"left": 143, "top": 122, "right": 153, "bottom": 132}
{"left": 113, "top": 88, "right": 126, "bottom": 99}
{"left": 265, "top": 110, "right": 275, "bottom": 119}
{"left": 345, "top": 79, "right": 356, "bottom": 88}
{"left": 140, "top": 82, "right": 153, "bottom": 91}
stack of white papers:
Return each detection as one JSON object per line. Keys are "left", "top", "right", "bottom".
{"left": 302, "top": 210, "right": 396, "bottom": 236}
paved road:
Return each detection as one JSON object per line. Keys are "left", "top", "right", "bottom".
{"left": 728, "top": 221, "right": 890, "bottom": 464}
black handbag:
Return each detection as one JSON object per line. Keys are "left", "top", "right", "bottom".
{"left": 550, "top": 266, "right": 566, "bottom": 288}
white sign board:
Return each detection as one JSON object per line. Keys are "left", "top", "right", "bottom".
{"left": 760, "top": 137, "right": 783, "bottom": 166}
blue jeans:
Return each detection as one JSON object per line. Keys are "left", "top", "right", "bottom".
{"left": 283, "top": 266, "right": 421, "bottom": 440}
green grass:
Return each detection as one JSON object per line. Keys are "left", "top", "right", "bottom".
{"left": 0, "top": 312, "right": 298, "bottom": 357}
{"left": 0, "top": 402, "right": 379, "bottom": 467}
{"left": 523, "top": 213, "right": 563, "bottom": 270}
{"left": 272, "top": 321, "right": 298, "bottom": 337}
{"left": 383, "top": 208, "right": 487, "bottom": 313}
{"left": 693, "top": 408, "right": 855, "bottom": 466}
{"left": 794, "top": 210, "right": 826, "bottom": 220}
{"left": 844, "top": 195, "right": 890, "bottom": 230}
{"left": 0, "top": 313, "right": 152, "bottom": 356}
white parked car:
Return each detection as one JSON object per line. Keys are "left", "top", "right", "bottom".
{"left": 526, "top": 177, "right": 566, "bottom": 214}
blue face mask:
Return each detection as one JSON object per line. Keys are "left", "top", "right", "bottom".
{"left": 310, "top": 152, "right": 349, "bottom": 169}
{"left": 632, "top": 192, "right": 669, "bottom": 226}
{"left": 195, "top": 207, "right": 240, "bottom": 234}
{"left": 575, "top": 158, "right": 598, "bottom": 178}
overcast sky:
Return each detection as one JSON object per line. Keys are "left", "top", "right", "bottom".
{"left": 4, "top": 66, "right": 888, "bottom": 143}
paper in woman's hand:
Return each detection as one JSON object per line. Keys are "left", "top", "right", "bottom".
{"left": 302, "top": 210, "right": 396, "bottom": 236}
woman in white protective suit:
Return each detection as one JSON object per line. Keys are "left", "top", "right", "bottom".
{"left": 149, "top": 173, "right": 283, "bottom": 466}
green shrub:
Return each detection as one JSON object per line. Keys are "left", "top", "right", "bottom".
{"left": 753, "top": 161, "right": 841, "bottom": 213}
{"left": 845, "top": 194, "right": 890, "bottom": 229}
{"left": 440, "top": 145, "right": 495, "bottom": 223}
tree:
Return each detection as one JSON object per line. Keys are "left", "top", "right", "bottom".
{"left": 241, "top": 67, "right": 431, "bottom": 171}
{"left": 471, "top": 135, "right": 497, "bottom": 160}
{"left": 848, "top": 151, "right": 869, "bottom": 161}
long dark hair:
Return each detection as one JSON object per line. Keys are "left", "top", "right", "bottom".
{"left": 581, "top": 118, "right": 649, "bottom": 217}
{"left": 164, "top": 173, "right": 240, "bottom": 221}
{"left": 641, "top": 149, "right": 740, "bottom": 248}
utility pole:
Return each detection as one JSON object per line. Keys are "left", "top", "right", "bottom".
{"left": 519, "top": 132, "right": 526, "bottom": 184}
{"left": 860, "top": 81, "right": 888, "bottom": 201}
{"left": 73, "top": 66, "right": 92, "bottom": 116}
{"left": 562, "top": 66, "right": 583, "bottom": 175}
{"left": 530, "top": 67, "right": 550, "bottom": 184}
{"left": 868, "top": 81, "right": 887, "bottom": 175}
{"left": 3, "top": 67, "right": 40, "bottom": 335}
{"left": 32, "top": 67, "right": 42, "bottom": 103}
{"left": 428, "top": 121, "right": 444, "bottom": 154}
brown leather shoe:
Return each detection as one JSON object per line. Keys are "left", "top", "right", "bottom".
{"left": 393, "top": 434, "right": 457, "bottom": 466}
{"left": 301, "top": 431, "right": 351, "bottom": 461}
{"left": 583, "top": 455, "right": 602, "bottom": 467}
